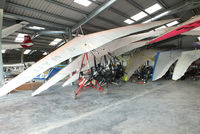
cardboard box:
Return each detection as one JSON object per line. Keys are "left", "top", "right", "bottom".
{"left": 13, "top": 82, "right": 43, "bottom": 92}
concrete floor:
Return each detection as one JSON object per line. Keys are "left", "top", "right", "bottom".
{"left": 0, "top": 80, "right": 200, "bottom": 134}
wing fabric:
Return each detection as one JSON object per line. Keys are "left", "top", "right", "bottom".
{"left": 0, "top": 19, "right": 176, "bottom": 97}
{"left": 2, "top": 21, "right": 29, "bottom": 38}
{"left": 149, "top": 15, "right": 200, "bottom": 44}
{"left": 172, "top": 50, "right": 200, "bottom": 80}
{"left": 32, "top": 40, "right": 150, "bottom": 96}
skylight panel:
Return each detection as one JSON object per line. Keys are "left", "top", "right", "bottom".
{"left": 24, "top": 49, "right": 31, "bottom": 54}
{"left": 145, "top": 3, "right": 162, "bottom": 14}
{"left": 15, "top": 33, "right": 28, "bottom": 43}
{"left": 74, "top": 0, "right": 92, "bottom": 7}
{"left": 28, "top": 26, "right": 45, "bottom": 30}
{"left": 124, "top": 19, "right": 134, "bottom": 24}
{"left": 131, "top": 12, "right": 148, "bottom": 21}
{"left": 155, "top": 25, "right": 167, "bottom": 30}
{"left": 49, "top": 38, "right": 62, "bottom": 46}
{"left": 43, "top": 52, "right": 48, "bottom": 55}
{"left": 1, "top": 50, "right": 6, "bottom": 53}
{"left": 166, "top": 21, "right": 179, "bottom": 27}
{"left": 198, "top": 36, "right": 200, "bottom": 41}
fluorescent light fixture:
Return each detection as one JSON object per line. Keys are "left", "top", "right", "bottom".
{"left": 74, "top": 0, "right": 92, "bottom": 7}
{"left": 24, "top": 49, "right": 31, "bottom": 54}
{"left": 49, "top": 38, "right": 62, "bottom": 46}
{"left": 131, "top": 12, "right": 148, "bottom": 21}
{"left": 124, "top": 19, "right": 134, "bottom": 24}
{"left": 43, "top": 52, "right": 48, "bottom": 55}
{"left": 15, "top": 33, "right": 28, "bottom": 43}
{"left": 166, "top": 21, "right": 179, "bottom": 27}
{"left": 155, "top": 25, "right": 167, "bottom": 30}
{"left": 28, "top": 26, "right": 45, "bottom": 30}
{"left": 198, "top": 36, "right": 200, "bottom": 41}
{"left": 1, "top": 50, "right": 6, "bottom": 53}
{"left": 145, "top": 3, "right": 162, "bottom": 14}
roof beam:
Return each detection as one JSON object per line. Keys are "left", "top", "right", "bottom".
{"left": 93, "top": 1, "right": 135, "bottom": 22}
{"left": 45, "top": 0, "right": 88, "bottom": 14}
{"left": 72, "top": 0, "right": 118, "bottom": 32}
{"left": 7, "top": 2, "right": 75, "bottom": 25}
{"left": 156, "top": 0, "right": 180, "bottom": 19}
{"left": 6, "top": 2, "right": 105, "bottom": 32}
{"left": 45, "top": 0, "right": 120, "bottom": 28}
{"left": 4, "top": 12, "right": 67, "bottom": 29}
{"left": 86, "top": 23, "right": 107, "bottom": 30}
{"left": 156, "top": 0, "right": 169, "bottom": 9}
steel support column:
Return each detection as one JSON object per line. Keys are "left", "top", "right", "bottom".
{"left": 68, "top": 28, "right": 73, "bottom": 85}
{"left": 0, "top": 0, "right": 5, "bottom": 87}
{"left": 68, "top": 28, "right": 72, "bottom": 64}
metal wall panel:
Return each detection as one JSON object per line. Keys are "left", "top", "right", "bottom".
{"left": 112, "top": 0, "right": 141, "bottom": 17}
{"left": 99, "top": 9, "right": 127, "bottom": 26}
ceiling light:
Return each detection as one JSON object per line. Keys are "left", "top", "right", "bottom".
{"left": 28, "top": 26, "right": 45, "bottom": 30}
{"left": 124, "top": 19, "right": 134, "bottom": 24}
{"left": 49, "top": 38, "right": 62, "bottom": 46}
{"left": 166, "top": 21, "right": 179, "bottom": 27}
{"left": 131, "top": 12, "right": 148, "bottom": 21}
{"left": 43, "top": 52, "right": 48, "bottom": 55}
{"left": 155, "top": 25, "right": 167, "bottom": 30}
{"left": 15, "top": 33, "right": 28, "bottom": 43}
{"left": 145, "top": 3, "right": 162, "bottom": 14}
{"left": 24, "top": 49, "right": 31, "bottom": 54}
{"left": 1, "top": 50, "right": 6, "bottom": 53}
{"left": 198, "top": 37, "right": 200, "bottom": 41}
{"left": 74, "top": 0, "right": 92, "bottom": 7}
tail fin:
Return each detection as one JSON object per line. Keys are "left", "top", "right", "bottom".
{"left": 21, "top": 35, "right": 34, "bottom": 48}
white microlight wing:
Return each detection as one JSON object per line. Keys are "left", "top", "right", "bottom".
{"left": 152, "top": 50, "right": 182, "bottom": 81}
{"left": 32, "top": 27, "right": 170, "bottom": 96}
{"left": 125, "top": 49, "right": 160, "bottom": 80}
{"left": 2, "top": 21, "right": 29, "bottom": 38}
{"left": 33, "top": 39, "right": 151, "bottom": 96}
{"left": 2, "top": 44, "right": 22, "bottom": 50}
{"left": 0, "top": 19, "right": 176, "bottom": 97}
{"left": 172, "top": 49, "right": 200, "bottom": 80}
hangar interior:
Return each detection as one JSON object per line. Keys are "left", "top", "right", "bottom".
{"left": 0, "top": 0, "right": 200, "bottom": 134}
